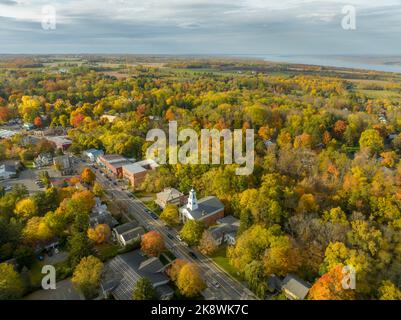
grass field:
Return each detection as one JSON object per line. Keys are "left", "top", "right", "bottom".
{"left": 210, "top": 245, "right": 242, "bottom": 282}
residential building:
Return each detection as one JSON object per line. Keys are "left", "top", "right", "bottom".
{"left": 0, "top": 129, "right": 19, "bottom": 139}
{"left": 97, "top": 154, "right": 131, "bottom": 178}
{"left": 113, "top": 221, "right": 145, "bottom": 246}
{"left": 90, "top": 197, "right": 118, "bottom": 228}
{"left": 0, "top": 164, "right": 17, "bottom": 180}
{"left": 179, "top": 189, "right": 224, "bottom": 226}
{"left": 122, "top": 159, "right": 159, "bottom": 189}
{"left": 101, "top": 115, "right": 117, "bottom": 123}
{"left": 83, "top": 148, "right": 104, "bottom": 162}
{"left": 155, "top": 188, "right": 187, "bottom": 209}
{"left": 46, "top": 136, "right": 72, "bottom": 151}
{"left": 208, "top": 215, "right": 240, "bottom": 246}
{"left": 33, "top": 153, "right": 53, "bottom": 168}
{"left": 53, "top": 155, "right": 73, "bottom": 175}
{"left": 101, "top": 251, "right": 174, "bottom": 300}
{"left": 281, "top": 274, "right": 311, "bottom": 300}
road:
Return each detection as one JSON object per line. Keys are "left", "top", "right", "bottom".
{"left": 90, "top": 165, "right": 255, "bottom": 300}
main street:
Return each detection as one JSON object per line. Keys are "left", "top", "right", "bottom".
{"left": 90, "top": 165, "right": 256, "bottom": 300}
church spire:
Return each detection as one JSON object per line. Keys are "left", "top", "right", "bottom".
{"left": 187, "top": 188, "right": 198, "bottom": 211}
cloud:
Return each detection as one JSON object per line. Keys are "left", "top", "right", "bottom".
{"left": 0, "top": 0, "right": 400, "bottom": 54}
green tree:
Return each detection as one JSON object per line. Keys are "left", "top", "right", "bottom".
{"left": 359, "top": 129, "right": 384, "bottom": 155}
{"left": 180, "top": 220, "right": 205, "bottom": 246}
{"left": 0, "top": 263, "right": 24, "bottom": 299}
{"left": 160, "top": 204, "right": 179, "bottom": 227}
{"left": 72, "top": 255, "right": 103, "bottom": 299}
{"left": 68, "top": 232, "right": 92, "bottom": 268}
{"left": 132, "top": 278, "right": 157, "bottom": 300}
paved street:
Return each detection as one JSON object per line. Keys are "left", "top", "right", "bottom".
{"left": 92, "top": 167, "right": 256, "bottom": 300}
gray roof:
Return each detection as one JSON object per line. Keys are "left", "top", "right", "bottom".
{"left": 155, "top": 284, "right": 174, "bottom": 299}
{"left": 0, "top": 164, "right": 16, "bottom": 173}
{"left": 123, "top": 163, "right": 147, "bottom": 174}
{"left": 138, "top": 257, "right": 165, "bottom": 273}
{"left": 113, "top": 221, "right": 139, "bottom": 235}
{"left": 103, "top": 251, "right": 170, "bottom": 300}
{"left": 217, "top": 215, "right": 239, "bottom": 226}
{"left": 209, "top": 222, "right": 238, "bottom": 240}
{"left": 184, "top": 196, "right": 224, "bottom": 220}
{"left": 121, "top": 227, "right": 145, "bottom": 242}
{"left": 281, "top": 274, "right": 311, "bottom": 300}
{"left": 157, "top": 188, "right": 183, "bottom": 202}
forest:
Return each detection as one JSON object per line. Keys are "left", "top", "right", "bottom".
{"left": 0, "top": 55, "right": 401, "bottom": 300}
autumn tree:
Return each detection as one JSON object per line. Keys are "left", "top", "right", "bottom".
{"left": 141, "top": 231, "right": 165, "bottom": 257}
{"left": 0, "top": 263, "right": 24, "bottom": 300}
{"left": 132, "top": 278, "right": 157, "bottom": 300}
{"left": 14, "top": 198, "right": 38, "bottom": 220}
{"left": 93, "top": 182, "right": 104, "bottom": 197}
{"left": 263, "top": 236, "right": 302, "bottom": 277}
{"left": 87, "top": 224, "right": 111, "bottom": 244}
{"left": 198, "top": 230, "right": 218, "bottom": 255}
{"left": 72, "top": 255, "right": 103, "bottom": 299}
{"left": 359, "top": 129, "right": 384, "bottom": 155}
{"left": 308, "top": 265, "right": 356, "bottom": 300}
{"left": 377, "top": 280, "right": 401, "bottom": 300}
{"left": 160, "top": 204, "right": 179, "bottom": 227}
{"left": 167, "top": 259, "right": 188, "bottom": 283}
{"left": 176, "top": 263, "right": 206, "bottom": 298}
{"left": 81, "top": 168, "right": 96, "bottom": 185}
{"left": 180, "top": 220, "right": 205, "bottom": 246}
{"left": 23, "top": 216, "right": 53, "bottom": 245}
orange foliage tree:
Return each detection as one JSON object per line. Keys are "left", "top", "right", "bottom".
{"left": 141, "top": 231, "right": 165, "bottom": 257}
{"left": 308, "top": 265, "right": 356, "bottom": 300}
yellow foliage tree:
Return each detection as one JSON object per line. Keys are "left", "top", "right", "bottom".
{"left": 176, "top": 263, "right": 206, "bottom": 298}
{"left": 87, "top": 224, "right": 111, "bottom": 244}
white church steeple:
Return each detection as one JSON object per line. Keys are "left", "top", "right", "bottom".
{"left": 187, "top": 188, "right": 198, "bottom": 211}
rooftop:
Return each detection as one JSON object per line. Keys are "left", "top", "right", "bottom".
{"left": 103, "top": 251, "right": 170, "bottom": 300}
{"left": 182, "top": 196, "right": 224, "bottom": 220}
{"left": 281, "top": 274, "right": 311, "bottom": 300}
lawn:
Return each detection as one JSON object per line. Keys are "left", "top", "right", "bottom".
{"left": 210, "top": 246, "right": 242, "bottom": 282}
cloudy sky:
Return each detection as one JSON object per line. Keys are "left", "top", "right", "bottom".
{"left": 0, "top": 0, "right": 400, "bottom": 54}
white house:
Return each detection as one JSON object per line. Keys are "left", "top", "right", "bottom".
{"left": 0, "top": 164, "right": 17, "bottom": 180}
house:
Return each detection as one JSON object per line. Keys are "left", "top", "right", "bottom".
{"left": 0, "top": 164, "right": 17, "bottom": 180}
{"left": 101, "top": 251, "right": 174, "bottom": 300}
{"left": 83, "top": 149, "right": 104, "bottom": 162}
{"left": 97, "top": 154, "right": 131, "bottom": 178}
{"left": 0, "top": 129, "right": 19, "bottom": 139}
{"left": 281, "top": 274, "right": 311, "bottom": 300}
{"left": 122, "top": 159, "right": 159, "bottom": 189}
{"left": 53, "top": 155, "right": 73, "bottom": 175}
{"left": 101, "top": 115, "right": 117, "bottom": 123}
{"left": 46, "top": 136, "right": 72, "bottom": 151}
{"left": 113, "top": 221, "right": 145, "bottom": 246}
{"left": 34, "top": 153, "right": 53, "bottom": 168}
{"left": 179, "top": 189, "right": 224, "bottom": 227}
{"left": 90, "top": 197, "right": 118, "bottom": 228}
{"left": 155, "top": 188, "right": 187, "bottom": 209}
{"left": 23, "top": 123, "right": 35, "bottom": 130}
{"left": 208, "top": 215, "right": 240, "bottom": 246}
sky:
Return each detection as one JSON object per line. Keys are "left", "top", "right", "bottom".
{"left": 0, "top": 0, "right": 400, "bottom": 55}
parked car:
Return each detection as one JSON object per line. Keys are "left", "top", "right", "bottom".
{"left": 211, "top": 280, "right": 220, "bottom": 288}
{"left": 188, "top": 251, "right": 198, "bottom": 259}
{"left": 167, "top": 233, "right": 174, "bottom": 240}
{"left": 150, "top": 213, "right": 159, "bottom": 220}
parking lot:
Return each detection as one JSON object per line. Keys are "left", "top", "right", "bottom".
{"left": 0, "top": 167, "right": 61, "bottom": 194}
